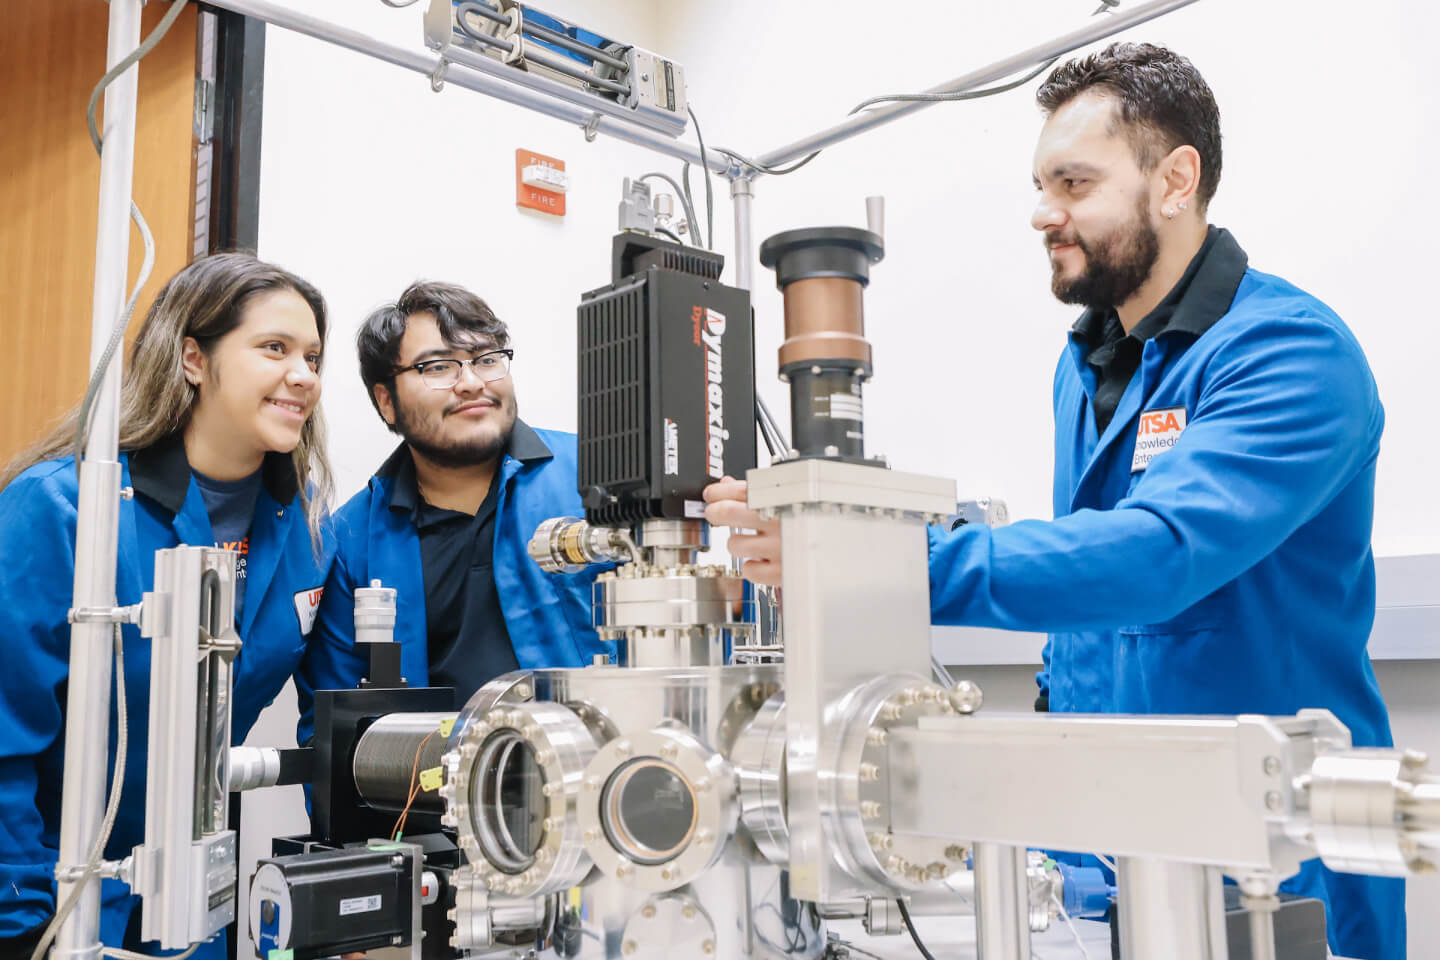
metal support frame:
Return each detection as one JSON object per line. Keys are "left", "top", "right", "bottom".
{"left": 973, "top": 843, "right": 1032, "bottom": 960}
{"left": 1116, "top": 859, "right": 1227, "bottom": 960}
{"left": 53, "top": 3, "right": 143, "bottom": 957}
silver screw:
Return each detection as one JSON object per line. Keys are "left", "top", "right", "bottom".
{"left": 1265, "top": 791, "right": 1284, "bottom": 811}
{"left": 1263, "top": 756, "right": 1282, "bottom": 776}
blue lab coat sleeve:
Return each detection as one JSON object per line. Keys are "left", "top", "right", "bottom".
{"left": 929, "top": 311, "right": 1382, "bottom": 631}
{"left": 0, "top": 465, "right": 80, "bottom": 935}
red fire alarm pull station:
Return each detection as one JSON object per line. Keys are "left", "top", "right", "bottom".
{"left": 516, "top": 149, "right": 567, "bottom": 216}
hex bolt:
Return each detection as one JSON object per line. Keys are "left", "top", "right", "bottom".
{"left": 945, "top": 844, "right": 968, "bottom": 862}
{"left": 616, "top": 740, "right": 633, "bottom": 758}
{"left": 623, "top": 940, "right": 637, "bottom": 955}
{"left": 867, "top": 728, "right": 888, "bottom": 746}
{"left": 860, "top": 801, "right": 883, "bottom": 820}
{"left": 1265, "top": 791, "right": 1284, "bottom": 811}
{"left": 702, "top": 940, "right": 715, "bottom": 955}
{"left": 683, "top": 905, "right": 698, "bottom": 921}
{"left": 1263, "top": 756, "right": 1282, "bottom": 776}
{"left": 642, "top": 904, "right": 656, "bottom": 919}
{"left": 584, "top": 828, "right": 601, "bottom": 843}
{"left": 660, "top": 742, "right": 678, "bottom": 761}
{"left": 858, "top": 762, "right": 880, "bottom": 781}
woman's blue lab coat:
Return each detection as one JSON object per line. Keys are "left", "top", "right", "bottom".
{"left": 0, "top": 437, "right": 333, "bottom": 952}
{"left": 928, "top": 257, "right": 1405, "bottom": 959}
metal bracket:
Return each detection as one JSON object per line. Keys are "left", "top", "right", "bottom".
{"left": 582, "top": 112, "right": 602, "bottom": 142}
{"left": 429, "top": 55, "right": 448, "bottom": 92}
{"left": 68, "top": 603, "right": 143, "bottom": 625}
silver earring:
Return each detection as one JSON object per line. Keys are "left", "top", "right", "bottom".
{"left": 1164, "top": 208, "right": 1175, "bottom": 219}
{"left": 1178, "top": 200, "right": 1188, "bottom": 211}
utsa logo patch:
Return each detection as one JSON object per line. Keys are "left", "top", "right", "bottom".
{"left": 1131, "top": 406, "right": 1187, "bottom": 473}
{"left": 293, "top": 586, "right": 323, "bottom": 636}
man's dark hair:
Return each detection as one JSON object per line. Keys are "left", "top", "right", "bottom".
{"left": 357, "top": 280, "right": 510, "bottom": 428}
{"left": 1037, "top": 42, "right": 1222, "bottom": 209}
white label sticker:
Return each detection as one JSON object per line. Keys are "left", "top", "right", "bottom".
{"left": 1131, "top": 406, "right": 1187, "bottom": 473}
{"left": 664, "top": 418, "right": 679, "bottom": 476}
{"left": 339, "top": 894, "right": 382, "bottom": 916}
{"left": 684, "top": 499, "right": 707, "bottom": 519}
{"left": 293, "top": 586, "right": 323, "bottom": 636}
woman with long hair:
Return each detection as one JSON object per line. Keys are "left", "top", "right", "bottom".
{"left": 0, "top": 253, "right": 336, "bottom": 955}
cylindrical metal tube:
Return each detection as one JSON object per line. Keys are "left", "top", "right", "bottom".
{"left": 229, "top": 747, "right": 282, "bottom": 792}
{"left": 353, "top": 713, "right": 455, "bottom": 814}
{"left": 524, "top": 20, "right": 627, "bottom": 71}
{"left": 354, "top": 580, "right": 397, "bottom": 646}
{"left": 1117, "top": 859, "right": 1226, "bottom": 960}
{"left": 1247, "top": 904, "right": 1277, "bottom": 960}
{"left": 524, "top": 44, "right": 629, "bottom": 97}
{"left": 973, "top": 843, "right": 1031, "bottom": 960}
{"left": 730, "top": 177, "right": 755, "bottom": 292}
{"left": 759, "top": 227, "right": 883, "bottom": 464}
{"left": 55, "top": 2, "right": 142, "bottom": 954}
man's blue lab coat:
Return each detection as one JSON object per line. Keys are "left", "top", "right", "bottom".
{"left": 928, "top": 231, "right": 1404, "bottom": 959}
{"left": 0, "top": 439, "right": 333, "bottom": 953}
{"left": 296, "top": 424, "right": 610, "bottom": 741}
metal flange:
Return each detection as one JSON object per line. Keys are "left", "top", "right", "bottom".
{"left": 577, "top": 723, "right": 736, "bottom": 892}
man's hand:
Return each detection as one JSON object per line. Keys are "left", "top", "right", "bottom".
{"left": 702, "top": 476, "right": 782, "bottom": 588}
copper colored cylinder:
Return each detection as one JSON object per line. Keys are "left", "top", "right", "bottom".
{"left": 777, "top": 277, "right": 872, "bottom": 369}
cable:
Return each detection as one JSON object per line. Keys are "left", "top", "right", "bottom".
{"left": 824, "top": 934, "right": 889, "bottom": 960}
{"left": 1095, "top": 854, "right": 1117, "bottom": 873}
{"left": 1050, "top": 892, "right": 1094, "bottom": 960}
{"left": 895, "top": 898, "right": 938, "bottom": 960}
{"left": 391, "top": 729, "right": 438, "bottom": 841}
{"left": 685, "top": 105, "right": 714, "bottom": 249}
{"left": 656, "top": 227, "right": 686, "bottom": 245}
{"left": 103, "top": 944, "right": 200, "bottom": 960}
{"left": 30, "top": 625, "right": 130, "bottom": 960}
{"left": 379, "top": 0, "right": 423, "bottom": 6}
{"left": 715, "top": 146, "right": 822, "bottom": 178}
{"left": 846, "top": 56, "right": 1059, "bottom": 115}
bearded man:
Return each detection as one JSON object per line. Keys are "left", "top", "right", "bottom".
{"left": 704, "top": 43, "right": 1403, "bottom": 959}
{"left": 300, "top": 281, "right": 609, "bottom": 722}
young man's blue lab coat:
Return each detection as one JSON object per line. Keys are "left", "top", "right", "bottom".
{"left": 296, "top": 423, "right": 609, "bottom": 740}
{"left": 0, "top": 437, "right": 333, "bottom": 954}
{"left": 927, "top": 229, "right": 1403, "bottom": 960}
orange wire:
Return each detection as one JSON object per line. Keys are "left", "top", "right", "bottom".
{"left": 391, "top": 729, "right": 438, "bottom": 840}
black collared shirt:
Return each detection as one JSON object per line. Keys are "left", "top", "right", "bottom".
{"left": 1073, "top": 227, "right": 1248, "bottom": 435}
{"left": 378, "top": 420, "right": 552, "bottom": 699}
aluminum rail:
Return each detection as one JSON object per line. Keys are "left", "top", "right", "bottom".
{"left": 53, "top": 3, "right": 142, "bottom": 956}
{"left": 201, "top": 0, "right": 736, "bottom": 176}
{"left": 751, "top": 0, "right": 1203, "bottom": 172}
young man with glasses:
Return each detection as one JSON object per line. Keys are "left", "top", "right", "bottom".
{"left": 298, "top": 281, "right": 609, "bottom": 727}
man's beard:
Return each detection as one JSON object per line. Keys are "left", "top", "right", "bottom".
{"left": 1047, "top": 190, "right": 1160, "bottom": 310}
{"left": 393, "top": 393, "right": 518, "bottom": 468}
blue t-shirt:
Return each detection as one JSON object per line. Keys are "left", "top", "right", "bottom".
{"left": 192, "top": 467, "right": 262, "bottom": 616}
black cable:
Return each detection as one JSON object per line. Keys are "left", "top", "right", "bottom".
{"left": 686, "top": 104, "right": 714, "bottom": 249}
{"left": 896, "top": 898, "right": 938, "bottom": 960}
{"left": 656, "top": 227, "right": 685, "bottom": 245}
{"left": 716, "top": 146, "right": 822, "bottom": 177}
{"left": 847, "top": 56, "right": 1059, "bottom": 115}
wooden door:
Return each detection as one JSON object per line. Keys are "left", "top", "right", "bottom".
{"left": 0, "top": 1, "right": 198, "bottom": 466}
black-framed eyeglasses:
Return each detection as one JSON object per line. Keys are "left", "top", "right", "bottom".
{"left": 393, "top": 349, "right": 514, "bottom": 389}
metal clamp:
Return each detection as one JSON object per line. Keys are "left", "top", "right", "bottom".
{"left": 582, "top": 112, "right": 602, "bottom": 142}
{"left": 68, "top": 602, "right": 143, "bottom": 625}
{"left": 429, "top": 55, "right": 448, "bottom": 92}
